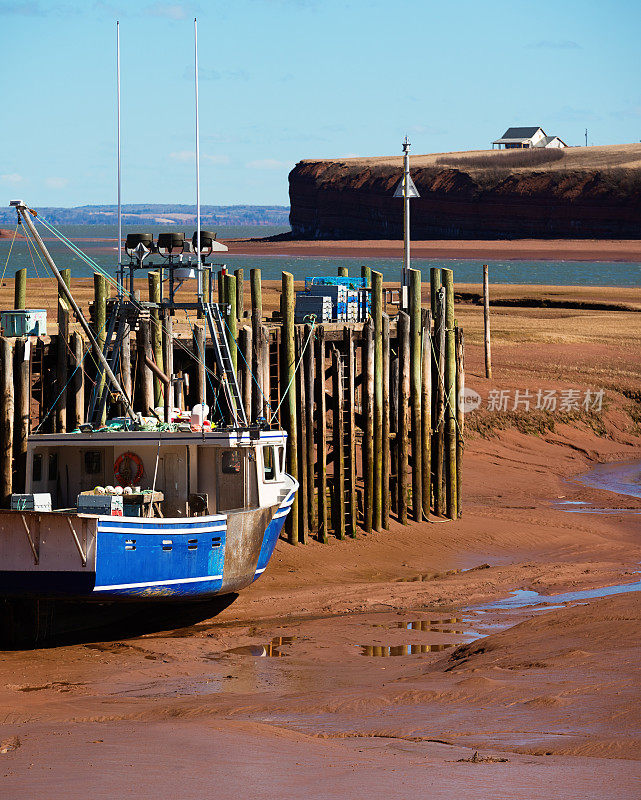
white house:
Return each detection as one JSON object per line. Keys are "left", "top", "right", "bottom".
{"left": 492, "top": 126, "right": 568, "bottom": 149}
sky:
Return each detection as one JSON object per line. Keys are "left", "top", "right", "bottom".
{"left": 1, "top": 0, "right": 639, "bottom": 207}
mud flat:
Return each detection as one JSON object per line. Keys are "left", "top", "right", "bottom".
{"left": 1, "top": 280, "right": 641, "bottom": 798}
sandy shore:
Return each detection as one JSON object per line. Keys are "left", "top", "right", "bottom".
{"left": 222, "top": 237, "right": 641, "bottom": 262}
{"left": 1, "top": 285, "right": 641, "bottom": 798}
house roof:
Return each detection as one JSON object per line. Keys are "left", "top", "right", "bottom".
{"left": 492, "top": 126, "right": 546, "bottom": 144}
{"left": 534, "top": 135, "right": 568, "bottom": 147}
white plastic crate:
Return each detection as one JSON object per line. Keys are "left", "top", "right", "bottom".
{"left": 11, "top": 493, "right": 52, "bottom": 512}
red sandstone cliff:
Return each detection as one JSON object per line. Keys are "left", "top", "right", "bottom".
{"left": 288, "top": 144, "right": 641, "bottom": 240}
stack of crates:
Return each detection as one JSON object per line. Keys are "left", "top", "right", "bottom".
{"left": 305, "top": 276, "right": 370, "bottom": 322}
{"left": 295, "top": 293, "right": 332, "bottom": 324}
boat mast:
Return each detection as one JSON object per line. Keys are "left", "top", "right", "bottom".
{"left": 10, "top": 201, "right": 138, "bottom": 422}
{"left": 116, "top": 20, "right": 123, "bottom": 298}
{"left": 194, "top": 16, "right": 205, "bottom": 413}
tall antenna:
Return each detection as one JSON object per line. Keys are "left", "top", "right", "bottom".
{"left": 194, "top": 17, "right": 202, "bottom": 303}
{"left": 116, "top": 20, "right": 123, "bottom": 297}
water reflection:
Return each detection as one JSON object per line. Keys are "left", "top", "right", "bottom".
{"left": 223, "top": 636, "right": 298, "bottom": 658}
{"left": 360, "top": 643, "right": 456, "bottom": 656}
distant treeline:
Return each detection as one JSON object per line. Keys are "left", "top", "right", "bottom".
{"left": 0, "top": 204, "right": 290, "bottom": 226}
{"left": 435, "top": 149, "right": 565, "bottom": 169}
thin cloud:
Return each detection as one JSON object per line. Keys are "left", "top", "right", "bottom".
{"left": 144, "top": 2, "right": 190, "bottom": 20}
{"left": 526, "top": 40, "right": 581, "bottom": 50}
{"left": 245, "top": 159, "right": 290, "bottom": 170}
{"left": 182, "top": 67, "right": 250, "bottom": 81}
{"left": 1, "top": 173, "right": 24, "bottom": 185}
{"left": 45, "top": 177, "right": 69, "bottom": 189}
{"left": 0, "top": 1, "right": 77, "bottom": 14}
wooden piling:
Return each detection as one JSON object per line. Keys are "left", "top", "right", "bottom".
{"left": 193, "top": 324, "right": 206, "bottom": 410}
{"left": 71, "top": 331, "right": 84, "bottom": 429}
{"left": 281, "top": 271, "right": 298, "bottom": 544}
{"left": 162, "top": 314, "right": 173, "bottom": 422}
{"left": 137, "top": 318, "right": 154, "bottom": 415}
{"left": 234, "top": 268, "right": 244, "bottom": 321}
{"left": 430, "top": 267, "right": 442, "bottom": 319}
{"left": 297, "top": 327, "right": 309, "bottom": 544}
{"left": 0, "top": 337, "right": 14, "bottom": 507}
{"left": 217, "top": 269, "right": 224, "bottom": 304}
{"left": 315, "top": 325, "right": 328, "bottom": 543}
{"left": 14, "top": 269, "right": 26, "bottom": 310}
{"left": 304, "top": 322, "right": 317, "bottom": 535}
{"left": 409, "top": 268, "right": 422, "bottom": 522}
{"left": 397, "top": 311, "right": 410, "bottom": 524}
{"left": 362, "top": 318, "right": 374, "bottom": 533}
{"left": 344, "top": 325, "right": 357, "bottom": 537}
{"left": 443, "top": 268, "right": 457, "bottom": 519}
{"left": 421, "top": 311, "right": 432, "bottom": 518}
{"left": 361, "top": 265, "right": 371, "bottom": 288}
{"left": 147, "top": 271, "right": 163, "bottom": 408}
{"left": 55, "top": 268, "right": 70, "bottom": 433}
{"left": 240, "top": 324, "right": 252, "bottom": 422}
{"left": 224, "top": 274, "right": 238, "bottom": 373}
{"left": 93, "top": 273, "right": 107, "bottom": 424}
{"left": 382, "top": 312, "right": 391, "bottom": 529}
{"left": 13, "top": 337, "right": 30, "bottom": 492}
{"left": 433, "top": 290, "right": 446, "bottom": 517}
{"left": 483, "top": 264, "right": 492, "bottom": 379}
{"left": 371, "top": 271, "right": 383, "bottom": 530}
{"left": 120, "top": 320, "right": 131, "bottom": 415}
{"left": 390, "top": 352, "right": 399, "bottom": 515}
{"left": 338, "top": 266, "right": 348, "bottom": 278}
{"left": 331, "top": 345, "right": 345, "bottom": 540}
{"left": 197, "top": 269, "right": 210, "bottom": 319}
{"left": 456, "top": 326, "right": 465, "bottom": 518}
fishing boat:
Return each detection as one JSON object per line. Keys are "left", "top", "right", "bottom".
{"left": 0, "top": 21, "right": 297, "bottom": 604}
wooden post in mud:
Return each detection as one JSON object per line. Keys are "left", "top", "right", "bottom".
{"left": 443, "top": 268, "right": 458, "bottom": 519}
{"left": 162, "top": 314, "right": 173, "bottom": 422}
{"left": 382, "top": 312, "right": 391, "bottom": 529}
{"left": 295, "top": 328, "right": 309, "bottom": 543}
{"left": 13, "top": 337, "right": 29, "bottom": 492}
{"left": 217, "top": 269, "right": 224, "bottom": 304}
{"left": 430, "top": 267, "right": 442, "bottom": 318}
{"left": 409, "top": 269, "right": 422, "bottom": 522}
{"left": 0, "top": 337, "right": 14, "bottom": 506}
{"left": 304, "top": 322, "right": 317, "bottom": 535}
{"left": 281, "top": 271, "right": 299, "bottom": 544}
{"left": 148, "top": 271, "right": 164, "bottom": 408}
{"left": 224, "top": 274, "right": 238, "bottom": 373}
{"left": 483, "top": 264, "right": 492, "bottom": 379}
{"left": 93, "top": 273, "right": 107, "bottom": 425}
{"left": 240, "top": 324, "right": 252, "bottom": 422}
{"left": 315, "top": 325, "right": 328, "bottom": 543}
{"left": 55, "top": 268, "right": 70, "bottom": 433}
{"left": 433, "top": 288, "right": 446, "bottom": 517}
{"left": 397, "top": 311, "right": 410, "bottom": 524}
{"left": 250, "top": 268, "right": 263, "bottom": 420}
{"left": 193, "top": 324, "right": 206, "bottom": 411}
{"left": 456, "top": 326, "right": 465, "bottom": 518}
{"left": 331, "top": 345, "right": 345, "bottom": 540}
{"left": 338, "top": 266, "right": 348, "bottom": 278}
{"left": 362, "top": 318, "right": 374, "bottom": 533}
{"left": 372, "top": 270, "right": 383, "bottom": 531}
{"left": 390, "top": 350, "right": 399, "bottom": 515}
{"left": 14, "top": 269, "right": 26, "bottom": 310}
{"left": 197, "top": 269, "right": 210, "bottom": 320}
{"left": 234, "top": 268, "right": 244, "bottom": 321}
{"left": 421, "top": 311, "right": 432, "bottom": 518}
{"left": 70, "top": 331, "right": 84, "bottom": 429}
{"left": 137, "top": 319, "right": 154, "bottom": 416}
{"left": 344, "top": 326, "right": 357, "bottom": 537}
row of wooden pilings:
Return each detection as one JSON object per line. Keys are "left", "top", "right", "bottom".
{"left": 0, "top": 264, "right": 464, "bottom": 544}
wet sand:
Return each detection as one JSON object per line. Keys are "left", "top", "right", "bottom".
{"left": 1, "top": 284, "right": 641, "bottom": 797}
{"left": 222, "top": 237, "right": 641, "bottom": 262}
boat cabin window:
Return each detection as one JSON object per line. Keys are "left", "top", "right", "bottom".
{"left": 278, "top": 446, "right": 285, "bottom": 474}
{"left": 221, "top": 450, "right": 241, "bottom": 474}
{"left": 48, "top": 453, "right": 58, "bottom": 482}
{"left": 32, "top": 453, "right": 42, "bottom": 483}
{"left": 263, "top": 446, "right": 277, "bottom": 482}
{"left": 84, "top": 450, "right": 102, "bottom": 475}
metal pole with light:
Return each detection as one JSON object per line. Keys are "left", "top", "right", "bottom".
{"left": 116, "top": 20, "right": 123, "bottom": 298}
{"left": 393, "top": 136, "right": 420, "bottom": 310}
